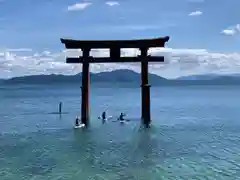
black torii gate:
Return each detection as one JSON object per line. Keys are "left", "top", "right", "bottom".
{"left": 60, "top": 36, "right": 170, "bottom": 128}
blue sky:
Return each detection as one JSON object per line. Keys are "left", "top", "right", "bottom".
{"left": 0, "top": 0, "right": 240, "bottom": 78}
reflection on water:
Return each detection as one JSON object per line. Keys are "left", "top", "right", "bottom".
{"left": 1, "top": 86, "right": 240, "bottom": 179}
{"left": 1, "top": 122, "right": 240, "bottom": 179}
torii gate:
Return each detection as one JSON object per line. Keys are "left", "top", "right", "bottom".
{"left": 60, "top": 36, "right": 170, "bottom": 128}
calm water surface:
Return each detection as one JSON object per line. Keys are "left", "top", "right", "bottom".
{"left": 0, "top": 85, "right": 240, "bottom": 180}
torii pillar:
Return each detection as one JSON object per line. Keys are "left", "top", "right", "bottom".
{"left": 140, "top": 47, "right": 151, "bottom": 128}
{"left": 81, "top": 48, "right": 90, "bottom": 126}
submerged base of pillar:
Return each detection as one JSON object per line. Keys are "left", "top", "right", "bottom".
{"left": 81, "top": 86, "right": 89, "bottom": 127}
{"left": 142, "top": 117, "right": 151, "bottom": 128}
{"left": 141, "top": 84, "right": 151, "bottom": 128}
{"left": 81, "top": 117, "right": 89, "bottom": 127}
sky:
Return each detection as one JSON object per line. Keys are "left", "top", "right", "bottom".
{"left": 0, "top": 0, "right": 240, "bottom": 79}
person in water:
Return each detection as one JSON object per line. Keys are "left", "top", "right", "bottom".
{"left": 101, "top": 111, "right": 106, "bottom": 124}
{"left": 119, "top": 113, "right": 125, "bottom": 121}
{"left": 102, "top": 111, "right": 106, "bottom": 120}
{"left": 75, "top": 116, "right": 79, "bottom": 126}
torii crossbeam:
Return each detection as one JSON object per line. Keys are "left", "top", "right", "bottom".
{"left": 61, "top": 36, "right": 170, "bottom": 128}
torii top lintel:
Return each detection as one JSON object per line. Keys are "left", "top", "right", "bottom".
{"left": 60, "top": 36, "right": 170, "bottom": 49}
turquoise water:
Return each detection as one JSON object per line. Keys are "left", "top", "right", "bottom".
{"left": 1, "top": 85, "right": 240, "bottom": 179}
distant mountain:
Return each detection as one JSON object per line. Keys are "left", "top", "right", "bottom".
{"left": 2, "top": 69, "right": 167, "bottom": 85}
{"left": 171, "top": 73, "right": 240, "bottom": 85}
{"left": 177, "top": 73, "right": 240, "bottom": 81}
{"left": 177, "top": 74, "right": 220, "bottom": 80}
{"left": 2, "top": 70, "right": 240, "bottom": 86}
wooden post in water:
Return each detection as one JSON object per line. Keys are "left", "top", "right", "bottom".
{"left": 59, "top": 102, "right": 62, "bottom": 114}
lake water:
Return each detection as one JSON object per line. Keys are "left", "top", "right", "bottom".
{"left": 0, "top": 84, "right": 240, "bottom": 180}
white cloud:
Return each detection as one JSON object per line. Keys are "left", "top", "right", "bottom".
{"left": 188, "top": 11, "right": 202, "bottom": 16}
{"left": 1, "top": 47, "right": 240, "bottom": 79}
{"left": 6, "top": 48, "right": 32, "bottom": 52}
{"left": 67, "top": 2, "right": 92, "bottom": 11}
{"left": 105, "top": 1, "right": 119, "bottom": 6}
{"left": 221, "top": 24, "right": 240, "bottom": 36}
{"left": 222, "top": 29, "right": 236, "bottom": 36}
